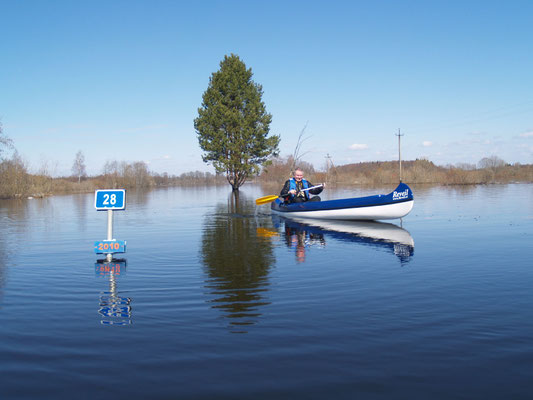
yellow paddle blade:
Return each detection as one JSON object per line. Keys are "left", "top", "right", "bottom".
{"left": 255, "top": 194, "right": 280, "bottom": 205}
{"left": 256, "top": 227, "right": 279, "bottom": 238}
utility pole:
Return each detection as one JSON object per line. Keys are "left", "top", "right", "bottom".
{"left": 325, "top": 153, "right": 336, "bottom": 183}
{"left": 396, "top": 129, "right": 404, "bottom": 182}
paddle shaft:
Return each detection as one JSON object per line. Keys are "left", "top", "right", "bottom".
{"left": 299, "top": 184, "right": 323, "bottom": 193}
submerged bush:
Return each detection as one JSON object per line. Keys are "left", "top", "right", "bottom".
{"left": 0, "top": 153, "right": 30, "bottom": 198}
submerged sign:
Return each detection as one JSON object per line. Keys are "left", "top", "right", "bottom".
{"left": 94, "top": 189, "right": 127, "bottom": 261}
{"left": 95, "top": 260, "right": 127, "bottom": 276}
{"left": 94, "top": 240, "right": 126, "bottom": 254}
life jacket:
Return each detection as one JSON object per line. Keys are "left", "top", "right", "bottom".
{"left": 288, "top": 178, "right": 310, "bottom": 200}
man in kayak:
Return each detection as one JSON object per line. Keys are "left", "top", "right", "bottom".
{"left": 280, "top": 168, "right": 324, "bottom": 203}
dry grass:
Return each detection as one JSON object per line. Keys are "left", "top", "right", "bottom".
{"left": 0, "top": 158, "right": 227, "bottom": 199}
{"left": 318, "top": 159, "right": 533, "bottom": 186}
{"left": 258, "top": 158, "right": 533, "bottom": 186}
{"left": 1, "top": 156, "right": 532, "bottom": 200}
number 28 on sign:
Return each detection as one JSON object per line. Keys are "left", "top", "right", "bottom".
{"left": 94, "top": 189, "right": 126, "bottom": 210}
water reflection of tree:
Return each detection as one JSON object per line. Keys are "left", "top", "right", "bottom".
{"left": 0, "top": 199, "right": 30, "bottom": 300}
{"left": 72, "top": 193, "right": 89, "bottom": 232}
{"left": 0, "top": 238, "right": 6, "bottom": 302}
{"left": 200, "top": 192, "right": 275, "bottom": 332}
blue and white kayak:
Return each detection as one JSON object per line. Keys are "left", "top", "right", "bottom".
{"left": 271, "top": 182, "right": 414, "bottom": 221}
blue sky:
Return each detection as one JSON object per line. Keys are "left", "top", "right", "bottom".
{"left": 1, "top": 0, "right": 532, "bottom": 176}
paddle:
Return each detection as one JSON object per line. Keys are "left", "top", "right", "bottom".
{"left": 256, "top": 227, "right": 279, "bottom": 237}
{"left": 255, "top": 184, "right": 324, "bottom": 205}
{"left": 300, "top": 184, "right": 324, "bottom": 193}
{"left": 255, "top": 195, "right": 280, "bottom": 205}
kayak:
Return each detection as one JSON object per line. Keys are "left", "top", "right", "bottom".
{"left": 271, "top": 182, "right": 414, "bottom": 221}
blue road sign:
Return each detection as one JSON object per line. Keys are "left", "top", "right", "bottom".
{"left": 94, "top": 240, "right": 127, "bottom": 254}
{"left": 95, "top": 189, "right": 126, "bottom": 210}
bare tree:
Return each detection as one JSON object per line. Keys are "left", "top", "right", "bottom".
{"left": 72, "top": 150, "right": 87, "bottom": 183}
{"left": 478, "top": 155, "right": 506, "bottom": 169}
{"left": 0, "top": 121, "right": 14, "bottom": 160}
{"left": 290, "top": 122, "right": 312, "bottom": 175}
{"left": 455, "top": 162, "right": 476, "bottom": 171}
{"left": 102, "top": 160, "right": 119, "bottom": 188}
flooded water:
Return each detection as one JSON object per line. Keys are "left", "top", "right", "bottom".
{"left": 1, "top": 184, "right": 532, "bottom": 399}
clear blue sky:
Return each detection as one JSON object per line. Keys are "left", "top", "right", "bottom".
{"left": 1, "top": 0, "right": 532, "bottom": 176}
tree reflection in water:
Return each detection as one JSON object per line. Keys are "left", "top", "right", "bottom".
{"left": 0, "top": 199, "right": 31, "bottom": 301}
{"left": 200, "top": 191, "right": 275, "bottom": 333}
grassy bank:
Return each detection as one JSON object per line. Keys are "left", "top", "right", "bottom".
{"left": 0, "top": 157, "right": 226, "bottom": 199}
{"left": 329, "top": 159, "right": 533, "bottom": 185}
{"left": 1, "top": 156, "right": 531, "bottom": 200}
{"left": 258, "top": 158, "right": 533, "bottom": 186}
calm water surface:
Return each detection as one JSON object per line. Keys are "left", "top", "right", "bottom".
{"left": 0, "top": 184, "right": 532, "bottom": 399}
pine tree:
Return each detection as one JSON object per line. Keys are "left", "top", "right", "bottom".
{"left": 194, "top": 54, "right": 280, "bottom": 191}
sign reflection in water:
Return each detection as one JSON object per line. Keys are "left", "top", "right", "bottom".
{"left": 200, "top": 192, "right": 275, "bottom": 333}
{"left": 95, "top": 260, "right": 132, "bottom": 325}
{"left": 274, "top": 216, "right": 415, "bottom": 265}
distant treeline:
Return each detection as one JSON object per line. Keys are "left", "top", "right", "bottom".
{"left": 0, "top": 155, "right": 225, "bottom": 199}
{"left": 0, "top": 153, "right": 531, "bottom": 200}
{"left": 331, "top": 159, "right": 533, "bottom": 185}
{"left": 258, "top": 155, "right": 533, "bottom": 186}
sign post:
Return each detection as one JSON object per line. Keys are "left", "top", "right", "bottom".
{"left": 94, "top": 189, "right": 126, "bottom": 261}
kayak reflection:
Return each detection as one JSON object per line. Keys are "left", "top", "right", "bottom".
{"left": 274, "top": 216, "right": 415, "bottom": 264}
